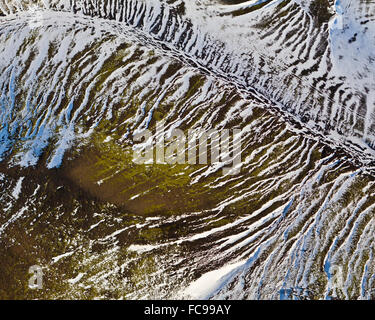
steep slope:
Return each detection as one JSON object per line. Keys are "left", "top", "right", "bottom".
{"left": 0, "top": 0, "right": 374, "bottom": 300}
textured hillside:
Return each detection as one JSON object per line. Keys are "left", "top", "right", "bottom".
{"left": 0, "top": 0, "right": 375, "bottom": 300}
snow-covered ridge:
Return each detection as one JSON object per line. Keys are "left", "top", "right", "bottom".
{"left": 1, "top": 0, "right": 375, "bottom": 170}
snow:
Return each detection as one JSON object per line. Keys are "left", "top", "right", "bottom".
{"left": 68, "top": 272, "right": 85, "bottom": 285}
{"left": 52, "top": 251, "right": 75, "bottom": 264}
{"left": 11, "top": 177, "right": 24, "bottom": 199}
{"left": 182, "top": 260, "right": 246, "bottom": 299}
